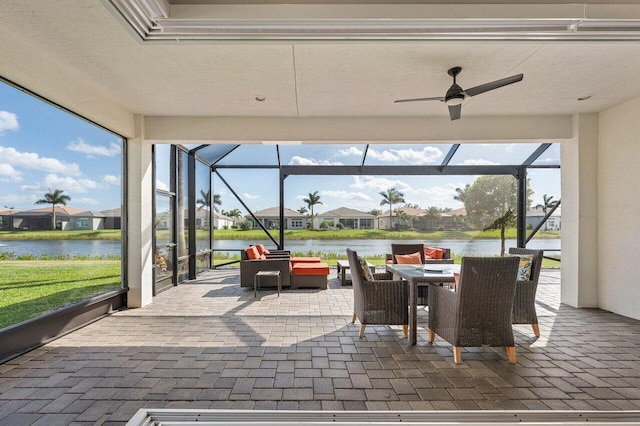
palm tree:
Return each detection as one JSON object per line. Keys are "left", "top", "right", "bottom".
{"left": 454, "top": 184, "right": 470, "bottom": 203}
{"left": 379, "top": 187, "right": 405, "bottom": 230}
{"left": 212, "top": 193, "right": 222, "bottom": 212}
{"left": 196, "top": 189, "right": 209, "bottom": 210}
{"left": 536, "top": 194, "right": 557, "bottom": 214}
{"left": 424, "top": 206, "right": 442, "bottom": 230}
{"left": 303, "top": 191, "right": 323, "bottom": 217}
{"left": 222, "top": 208, "right": 242, "bottom": 225}
{"left": 196, "top": 189, "right": 222, "bottom": 212}
{"left": 297, "top": 206, "right": 308, "bottom": 215}
{"left": 35, "top": 189, "right": 71, "bottom": 230}
{"left": 483, "top": 208, "right": 516, "bottom": 256}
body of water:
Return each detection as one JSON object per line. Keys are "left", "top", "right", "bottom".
{"left": 213, "top": 238, "right": 561, "bottom": 257}
{"left": 0, "top": 240, "right": 123, "bottom": 257}
{"left": 0, "top": 238, "right": 560, "bottom": 258}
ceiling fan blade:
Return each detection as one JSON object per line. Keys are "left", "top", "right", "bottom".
{"left": 464, "top": 74, "right": 523, "bottom": 97}
{"left": 448, "top": 104, "right": 461, "bottom": 120}
{"left": 394, "top": 96, "right": 445, "bottom": 103}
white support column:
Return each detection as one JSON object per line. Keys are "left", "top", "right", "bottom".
{"left": 127, "top": 115, "right": 154, "bottom": 308}
{"left": 561, "top": 114, "right": 598, "bottom": 308}
{"left": 597, "top": 96, "right": 640, "bottom": 320}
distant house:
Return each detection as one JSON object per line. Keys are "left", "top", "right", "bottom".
{"left": 246, "top": 207, "right": 307, "bottom": 230}
{"left": 100, "top": 208, "right": 122, "bottom": 229}
{"left": 0, "top": 207, "right": 19, "bottom": 230}
{"left": 527, "top": 206, "right": 561, "bottom": 230}
{"left": 376, "top": 206, "right": 425, "bottom": 230}
{"left": 8, "top": 206, "right": 87, "bottom": 230}
{"left": 212, "top": 211, "right": 233, "bottom": 229}
{"left": 314, "top": 207, "right": 375, "bottom": 229}
{"left": 70, "top": 211, "right": 106, "bottom": 230}
{"left": 156, "top": 208, "right": 232, "bottom": 230}
{"left": 376, "top": 206, "right": 467, "bottom": 231}
{"left": 195, "top": 208, "right": 209, "bottom": 229}
{"left": 0, "top": 206, "right": 122, "bottom": 231}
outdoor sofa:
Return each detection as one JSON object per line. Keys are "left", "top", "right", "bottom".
{"left": 240, "top": 245, "right": 329, "bottom": 290}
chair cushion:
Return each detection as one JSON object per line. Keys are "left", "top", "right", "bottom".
{"left": 395, "top": 252, "right": 422, "bottom": 264}
{"left": 255, "top": 244, "right": 270, "bottom": 255}
{"left": 509, "top": 254, "right": 534, "bottom": 281}
{"left": 291, "top": 262, "right": 330, "bottom": 276}
{"left": 246, "top": 246, "right": 261, "bottom": 260}
{"left": 290, "top": 256, "right": 322, "bottom": 266}
{"left": 359, "top": 257, "right": 374, "bottom": 281}
{"left": 453, "top": 272, "right": 460, "bottom": 292}
{"left": 424, "top": 247, "right": 444, "bottom": 259}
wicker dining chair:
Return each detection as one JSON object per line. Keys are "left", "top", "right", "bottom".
{"left": 390, "top": 243, "right": 453, "bottom": 305}
{"left": 347, "top": 249, "right": 409, "bottom": 338}
{"left": 508, "top": 247, "right": 544, "bottom": 337}
{"left": 391, "top": 243, "right": 426, "bottom": 264}
{"left": 427, "top": 256, "right": 520, "bottom": 364}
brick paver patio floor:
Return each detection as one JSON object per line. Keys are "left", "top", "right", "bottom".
{"left": 2, "top": 268, "right": 640, "bottom": 425}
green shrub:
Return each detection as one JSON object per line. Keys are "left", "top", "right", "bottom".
{"left": 238, "top": 220, "right": 253, "bottom": 231}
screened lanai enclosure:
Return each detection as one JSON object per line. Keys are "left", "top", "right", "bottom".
{"left": 152, "top": 141, "right": 560, "bottom": 292}
{"left": 0, "top": 69, "right": 560, "bottom": 362}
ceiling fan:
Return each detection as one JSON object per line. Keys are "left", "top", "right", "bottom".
{"left": 394, "top": 66, "right": 523, "bottom": 121}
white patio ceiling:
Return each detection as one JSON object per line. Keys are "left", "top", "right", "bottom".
{"left": 2, "top": 1, "right": 640, "bottom": 130}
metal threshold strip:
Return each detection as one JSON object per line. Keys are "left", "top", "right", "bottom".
{"left": 127, "top": 409, "right": 640, "bottom": 426}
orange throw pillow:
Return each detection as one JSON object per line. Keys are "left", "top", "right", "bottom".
{"left": 424, "top": 247, "right": 444, "bottom": 259}
{"left": 395, "top": 252, "right": 422, "bottom": 264}
{"left": 255, "top": 244, "right": 270, "bottom": 255}
{"left": 246, "top": 246, "right": 261, "bottom": 260}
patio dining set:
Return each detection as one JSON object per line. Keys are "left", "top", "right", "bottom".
{"left": 238, "top": 242, "right": 543, "bottom": 366}
{"left": 348, "top": 244, "right": 543, "bottom": 365}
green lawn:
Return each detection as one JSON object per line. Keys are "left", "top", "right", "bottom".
{"left": 0, "top": 229, "right": 122, "bottom": 241}
{"left": 210, "top": 228, "right": 561, "bottom": 241}
{"left": 0, "top": 260, "right": 122, "bottom": 329}
{"left": 0, "top": 228, "right": 561, "bottom": 242}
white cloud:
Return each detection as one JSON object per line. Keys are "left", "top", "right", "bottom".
{"left": 409, "top": 183, "right": 466, "bottom": 209}
{"left": 351, "top": 175, "right": 412, "bottom": 193}
{"left": 67, "top": 138, "right": 121, "bottom": 158}
{"left": 337, "top": 147, "right": 363, "bottom": 156}
{"left": 367, "top": 146, "right": 443, "bottom": 165}
{"left": 0, "top": 192, "right": 39, "bottom": 207}
{"left": 459, "top": 159, "right": 499, "bottom": 165}
{"left": 0, "top": 111, "right": 19, "bottom": 134}
{"left": 288, "top": 156, "right": 343, "bottom": 166}
{"left": 73, "top": 197, "right": 100, "bottom": 206}
{"left": 102, "top": 174, "right": 121, "bottom": 186}
{"left": 0, "top": 146, "right": 81, "bottom": 176}
{"left": 43, "top": 174, "right": 103, "bottom": 194}
{"left": 156, "top": 179, "right": 169, "bottom": 191}
{"left": 243, "top": 193, "right": 260, "bottom": 200}
{"left": 537, "top": 157, "right": 555, "bottom": 163}
{"left": 320, "top": 190, "right": 372, "bottom": 202}
{"left": 0, "top": 164, "right": 22, "bottom": 182}
{"left": 20, "top": 183, "right": 42, "bottom": 192}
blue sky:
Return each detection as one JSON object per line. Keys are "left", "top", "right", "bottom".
{"left": 1, "top": 79, "right": 560, "bottom": 215}
{"left": 0, "top": 82, "right": 122, "bottom": 212}
{"left": 212, "top": 144, "right": 561, "bottom": 216}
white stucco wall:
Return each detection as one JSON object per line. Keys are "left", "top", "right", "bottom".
{"left": 597, "top": 97, "right": 640, "bottom": 320}
{"left": 127, "top": 116, "right": 154, "bottom": 308}
{"left": 561, "top": 114, "right": 599, "bottom": 309}
{"left": 0, "top": 25, "right": 135, "bottom": 138}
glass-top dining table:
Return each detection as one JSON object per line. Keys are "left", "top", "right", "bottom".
{"left": 385, "top": 263, "right": 461, "bottom": 345}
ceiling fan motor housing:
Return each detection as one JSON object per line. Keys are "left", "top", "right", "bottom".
{"left": 445, "top": 83, "right": 465, "bottom": 105}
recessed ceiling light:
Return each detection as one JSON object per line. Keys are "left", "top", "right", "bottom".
{"left": 254, "top": 96, "right": 266, "bottom": 102}
{"left": 577, "top": 95, "right": 593, "bottom": 101}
